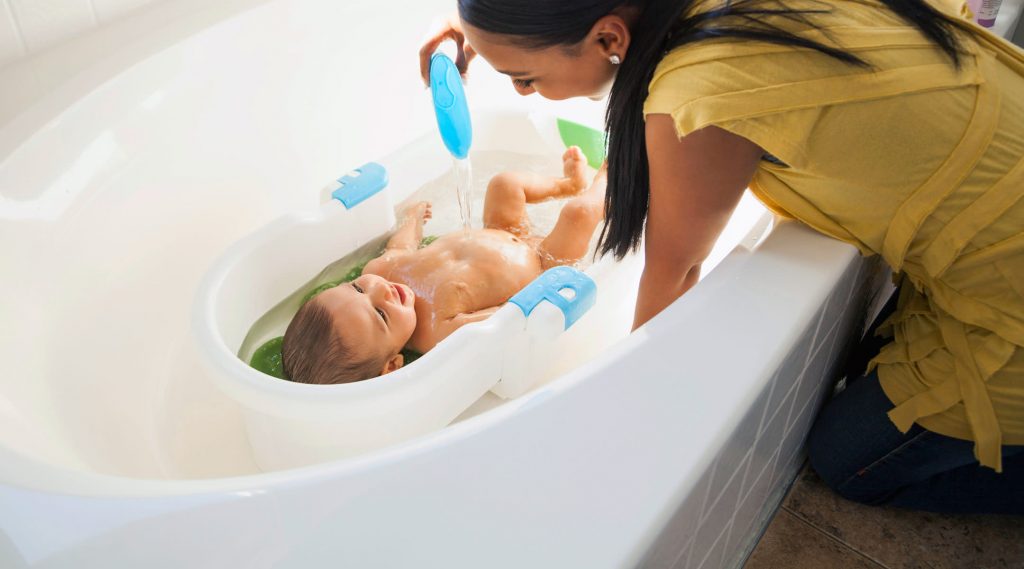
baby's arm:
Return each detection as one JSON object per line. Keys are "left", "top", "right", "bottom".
{"left": 421, "top": 305, "right": 501, "bottom": 351}
{"left": 440, "top": 305, "right": 501, "bottom": 337}
{"left": 365, "top": 202, "right": 431, "bottom": 275}
{"left": 385, "top": 201, "right": 431, "bottom": 253}
{"left": 448, "top": 306, "right": 501, "bottom": 328}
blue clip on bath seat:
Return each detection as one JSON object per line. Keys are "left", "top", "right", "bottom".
{"left": 510, "top": 266, "right": 597, "bottom": 330}
{"left": 492, "top": 267, "right": 599, "bottom": 400}
{"left": 329, "top": 162, "right": 389, "bottom": 209}
{"left": 429, "top": 53, "right": 472, "bottom": 159}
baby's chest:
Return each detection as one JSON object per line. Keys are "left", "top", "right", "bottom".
{"left": 428, "top": 262, "right": 533, "bottom": 309}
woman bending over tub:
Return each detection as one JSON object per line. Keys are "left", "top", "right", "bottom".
{"left": 282, "top": 147, "right": 606, "bottom": 385}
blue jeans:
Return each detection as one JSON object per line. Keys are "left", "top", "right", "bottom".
{"left": 807, "top": 288, "right": 1024, "bottom": 515}
{"left": 808, "top": 370, "right": 1024, "bottom": 514}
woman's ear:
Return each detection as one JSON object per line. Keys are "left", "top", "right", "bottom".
{"left": 381, "top": 353, "right": 405, "bottom": 375}
{"left": 589, "top": 14, "right": 632, "bottom": 60}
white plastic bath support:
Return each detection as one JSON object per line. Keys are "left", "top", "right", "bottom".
{"left": 195, "top": 158, "right": 611, "bottom": 469}
{"left": 496, "top": 267, "right": 598, "bottom": 399}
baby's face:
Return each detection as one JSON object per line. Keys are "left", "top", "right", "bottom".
{"left": 316, "top": 274, "right": 417, "bottom": 364}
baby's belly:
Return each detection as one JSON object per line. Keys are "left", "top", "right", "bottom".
{"left": 422, "top": 229, "right": 543, "bottom": 305}
{"left": 444, "top": 229, "right": 541, "bottom": 270}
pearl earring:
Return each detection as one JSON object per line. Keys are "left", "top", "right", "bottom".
{"left": 609, "top": 54, "right": 622, "bottom": 65}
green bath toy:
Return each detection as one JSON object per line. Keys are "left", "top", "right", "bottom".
{"left": 557, "top": 118, "right": 606, "bottom": 169}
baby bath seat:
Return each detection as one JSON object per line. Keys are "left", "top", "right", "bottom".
{"left": 194, "top": 112, "right": 644, "bottom": 471}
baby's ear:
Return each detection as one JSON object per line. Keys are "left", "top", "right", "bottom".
{"left": 380, "top": 353, "right": 404, "bottom": 375}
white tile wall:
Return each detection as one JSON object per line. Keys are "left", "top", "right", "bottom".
{"left": 640, "top": 254, "right": 889, "bottom": 569}
{"left": 0, "top": 0, "right": 153, "bottom": 65}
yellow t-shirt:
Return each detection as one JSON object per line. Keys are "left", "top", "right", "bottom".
{"left": 644, "top": 0, "right": 1024, "bottom": 470}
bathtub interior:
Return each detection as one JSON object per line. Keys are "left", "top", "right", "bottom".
{"left": 0, "top": 113, "right": 769, "bottom": 485}
{"left": 0, "top": 0, "right": 776, "bottom": 490}
{"left": 0, "top": 0, "right": 466, "bottom": 484}
{"left": 193, "top": 109, "right": 775, "bottom": 473}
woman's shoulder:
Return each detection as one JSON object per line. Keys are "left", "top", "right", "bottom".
{"left": 643, "top": 36, "right": 831, "bottom": 129}
{"left": 644, "top": 0, "right": 974, "bottom": 130}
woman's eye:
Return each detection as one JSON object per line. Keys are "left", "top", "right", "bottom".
{"left": 513, "top": 78, "right": 534, "bottom": 89}
{"left": 353, "top": 284, "right": 363, "bottom": 293}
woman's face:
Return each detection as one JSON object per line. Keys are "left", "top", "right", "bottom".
{"left": 461, "top": 14, "right": 632, "bottom": 101}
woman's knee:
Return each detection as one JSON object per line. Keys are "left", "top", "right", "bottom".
{"left": 806, "top": 407, "right": 856, "bottom": 490}
{"left": 806, "top": 375, "right": 902, "bottom": 499}
{"left": 807, "top": 422, "right": 893, "bottom": 505}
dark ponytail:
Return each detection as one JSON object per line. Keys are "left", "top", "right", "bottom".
{"left": 459, "top": 0, "right": 964, "bottom": 259}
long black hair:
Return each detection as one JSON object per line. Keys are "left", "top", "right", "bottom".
{"left": 458, "top": 0, "right": 963, "bottom": 259}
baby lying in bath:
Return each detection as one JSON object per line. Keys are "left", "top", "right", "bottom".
{"left": 282, "top": 148, "right": 606, "bottom": 385}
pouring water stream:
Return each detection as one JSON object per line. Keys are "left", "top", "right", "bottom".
{"left": 429, "top": 51, "right": 474, "bottom": 229}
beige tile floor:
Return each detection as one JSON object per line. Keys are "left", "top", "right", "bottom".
{"left": 745, "top": 466, "right": 1024, "bottom": 569}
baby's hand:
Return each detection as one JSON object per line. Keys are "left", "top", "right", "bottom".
{"left": 404, "top": 201, "right": 432, "bottom": 224}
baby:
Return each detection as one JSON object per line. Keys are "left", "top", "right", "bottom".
{"left": 282, "top": 148, "right": 606, "bottom": 385}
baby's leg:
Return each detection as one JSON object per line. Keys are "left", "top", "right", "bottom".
{"left": 537, "top": 166, "right": 607, "bottom": 269}
{"left": 483, "top": 147, "right": 590, "bottom": 236}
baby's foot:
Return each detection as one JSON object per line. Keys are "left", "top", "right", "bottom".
{"left": 561, "top": 146, "right": 590, "bottom": 195}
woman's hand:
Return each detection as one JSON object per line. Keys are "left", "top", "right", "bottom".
{"left": 419, "top": 15, "right": 477, "bottom": 86}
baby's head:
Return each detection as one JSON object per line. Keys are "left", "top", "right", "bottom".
{"left": 282, "top": 274, "right": 417, "bottom": 384}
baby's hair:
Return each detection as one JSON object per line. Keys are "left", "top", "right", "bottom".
{"left": 282, "top": 298, "right": 389, "bottom": 385}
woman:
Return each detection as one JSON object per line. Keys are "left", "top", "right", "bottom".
{"left": 419, "top": 0, "right": 1024, "bottom": 514}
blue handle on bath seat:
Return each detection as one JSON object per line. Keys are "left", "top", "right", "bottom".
{"left": 509, "top": 266, "right": 597, "bottom": 330}
{"left": 430, "top": 53, "right": 472, "bottom": 159}
{"left": 331, "top": 162, "right": 389, "bottom": 209}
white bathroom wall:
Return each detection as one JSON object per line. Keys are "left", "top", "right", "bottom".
{"left": 0, "top": 0, "right": 156, "bottom": 66}
{"left": 972, "top": 0, "right": 1024, "bottom": 39}
{"left": 641, "top": 253, "right": 891, "bottom": 569}
{"left": 2, "top": 0, "right": 1020, "bottom": 70}
{"left": 0, "top": 0, "right": 283, "bottom": 165}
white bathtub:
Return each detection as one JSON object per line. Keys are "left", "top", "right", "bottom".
{"left": 0, "top": 1, "right": 889, "bottom": 567}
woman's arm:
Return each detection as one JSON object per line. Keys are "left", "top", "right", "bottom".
{"left": 634, "top": 115, "right": 764, "bottom": 329}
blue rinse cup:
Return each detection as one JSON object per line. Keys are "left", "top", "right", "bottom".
{"left": 429, "top": 53, "right": 473, "bottom": 159}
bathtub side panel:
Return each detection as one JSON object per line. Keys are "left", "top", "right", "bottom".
{"left": 721, "top": 257, "right": 888, "bottom": 569}
{"left": 636, "top": 241, "right": 889, "bottom": 569}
